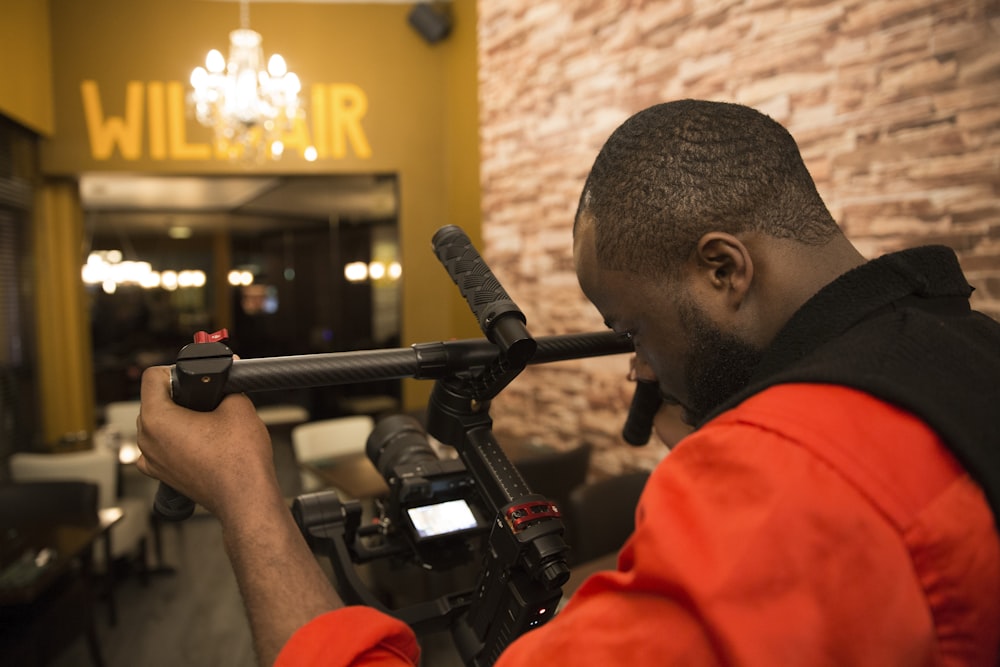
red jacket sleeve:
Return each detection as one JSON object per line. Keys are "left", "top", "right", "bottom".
{"left": 275, "top": 606, "right": 419, "bottom": 666}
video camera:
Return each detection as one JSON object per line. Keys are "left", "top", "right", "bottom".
{"left": 367, "top": 414, "right": 487, "bottom": 565}
{"left": 154, "top": 225, "right": 635, "bottom": 666}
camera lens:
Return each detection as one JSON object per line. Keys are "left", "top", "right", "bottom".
{"left": 366, "top": 414, "right": 439, "bottom": 481}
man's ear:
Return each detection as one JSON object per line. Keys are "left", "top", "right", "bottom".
{"left": 692, "top": 232, "right": 753, "bottom": 308}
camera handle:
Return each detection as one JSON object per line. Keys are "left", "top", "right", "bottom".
{"left": 153, "top": 331, "right": 234, "bottom": 521}
{"left": 431, "top": 225, "right": 536, "bottom": 400}
{"left": 426, "top": 225, "right": 570, "bottom": 665}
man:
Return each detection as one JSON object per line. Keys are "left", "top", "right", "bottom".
{"left": 137, "top": 100, "right": 1000, "bottom": 665}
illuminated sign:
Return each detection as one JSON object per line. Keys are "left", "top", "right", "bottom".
{"left": 80, "top": 80, "right": 372, "bottom": 161}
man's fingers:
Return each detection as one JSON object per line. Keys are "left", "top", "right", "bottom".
{"left": 140, "top": 365, "right": 173, "bottom": 405}
{"left": 134, "top": 453, "right": 151, "bottom": 477}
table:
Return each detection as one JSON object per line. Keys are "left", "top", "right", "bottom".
{"left": 302, "top": 455, "right": 390, "bottom": 499}
{"left": 0, "top": 508, "right": 121, "bottom": 606}
{"left": 0, "top": 509, "right": 122, "bottom": 666}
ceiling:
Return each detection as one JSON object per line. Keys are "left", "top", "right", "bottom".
{"left": 80, "top": 173, "right": 399, "bottom": 237}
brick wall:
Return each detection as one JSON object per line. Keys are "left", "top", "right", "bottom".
{"left": 476, "top": 0, "right": 1000, "bottom": 475}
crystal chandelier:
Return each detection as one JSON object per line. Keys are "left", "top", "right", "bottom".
{"left": 189, "top": 0, "right": 303, "bottom": 161}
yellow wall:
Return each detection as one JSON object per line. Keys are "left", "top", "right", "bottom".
{"left": 442, "top": 0, "right": 485, "bottom": 332}
{"left": 0, "top": 0, "right": 54, "bottom": 135}
{"left": 26, "top": 0, "right": 483, "bottom": 436}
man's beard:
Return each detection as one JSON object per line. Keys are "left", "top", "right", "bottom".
{"left": 678, "top": 298, "right": 762, "bottom": 426}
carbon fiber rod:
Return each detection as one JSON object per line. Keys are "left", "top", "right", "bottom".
{"left": 214, "top": 331, "right": 632, "bottom": 396}
{"left": 225, "top": 348, "right": 419, "bottom": 394}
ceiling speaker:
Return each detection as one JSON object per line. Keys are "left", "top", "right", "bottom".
{"left": 408, "top": 3, "right": 452, "bottom": 45}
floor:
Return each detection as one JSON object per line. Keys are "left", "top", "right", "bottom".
{"left": 52, "top": 516, "right": 256, "bottom": 667}
{"left": 48, "top": 421, "right": 466, "bottom": 667}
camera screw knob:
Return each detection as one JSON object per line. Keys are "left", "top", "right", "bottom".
{"left": 541, "top": 560, "right": 570, "bottom": 589}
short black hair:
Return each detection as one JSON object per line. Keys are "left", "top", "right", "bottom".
{"left": 576, "top": 100, "right": 839, "bottom": 276}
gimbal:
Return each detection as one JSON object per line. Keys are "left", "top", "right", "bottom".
{"left": 155, "top": 225, "right": 633, "bottom": 666}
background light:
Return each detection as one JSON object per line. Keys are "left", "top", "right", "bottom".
{"left": 83, "top": 250, "right": 206, "bottom": 292}
{"left": 344, "top": 261, "right": 368, "bottom": 282}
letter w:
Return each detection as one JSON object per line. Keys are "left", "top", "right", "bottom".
{"left": 81, "top": 80, "right": 144, "bottom": 160}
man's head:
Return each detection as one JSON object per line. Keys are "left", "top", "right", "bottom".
{"left": 574, "top": 100, "right": 860, "bottom": 425}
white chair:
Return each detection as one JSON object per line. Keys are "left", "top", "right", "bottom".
{"left": 256, "top": 404, "right": 310, "bottom": 427}
{"left": 291, "top": 415, "right": 375, "bottom": 494}
{"left": 101, "top": 398, "right": 185, "bottom": 570}
{"left": 103, "top": 400, "right": 142, "bottom": 436}
{"left": 9, "top": 447, "right": 152, "bottom": 625}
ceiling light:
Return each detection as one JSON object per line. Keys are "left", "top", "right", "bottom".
{"left": 188, "top": 0, "right": 304, "bottom": 162}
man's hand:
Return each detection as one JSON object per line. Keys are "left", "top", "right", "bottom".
{"left": 135, "top": 365, "right": 277, "bottom": 522}
{"left": 134, "top": 365, "right": 344, "bottom": 665}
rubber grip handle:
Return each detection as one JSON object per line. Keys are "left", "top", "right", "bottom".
{"left": 431, "top": 225, "right": 526, "bottom": 345}
{"left": 622, "top": 380, "right": 663, "bottom": 446}
{"left": 153, "top": 484, "right": 196, "bottom": 521}
{"left": 153, "top": 341, "right": 234, "bottom": 521}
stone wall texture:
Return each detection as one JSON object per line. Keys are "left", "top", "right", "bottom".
{"left": 475, "top": 0, "right": 1000, "bottom": 475}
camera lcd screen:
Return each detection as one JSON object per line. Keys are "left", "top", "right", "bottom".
{"left": 406, "top": 499, "right": 479, "bottom": 539}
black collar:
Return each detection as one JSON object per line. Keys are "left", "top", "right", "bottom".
{"left": 703, "top": 245, "right": 973, "bottom": 425}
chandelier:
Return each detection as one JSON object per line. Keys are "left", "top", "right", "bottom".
{"left": 189, "top": 0, "right": 304, "bottom": 161}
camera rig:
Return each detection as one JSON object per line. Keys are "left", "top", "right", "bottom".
{"left": 155, "top": 225, "right": 633, "bottom": 666}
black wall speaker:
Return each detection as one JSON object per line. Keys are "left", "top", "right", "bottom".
{"left": 408, "top": 3, "right": 453, "bottom": 44}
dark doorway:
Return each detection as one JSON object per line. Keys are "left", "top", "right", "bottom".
{"left": 81, "top": 174, "right": 401, "bottom": 419}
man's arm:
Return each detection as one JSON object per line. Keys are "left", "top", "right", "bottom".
{"left": 135, "top": 366, "right": 342, "bottom": 665}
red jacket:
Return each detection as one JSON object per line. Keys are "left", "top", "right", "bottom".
{"left": 276, "top": 384, "right": 1000, "bottom": 666}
